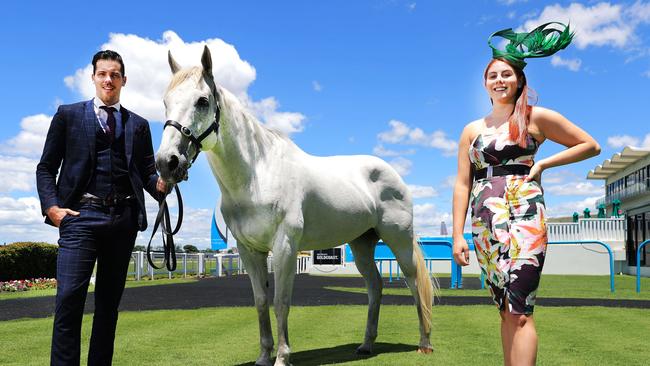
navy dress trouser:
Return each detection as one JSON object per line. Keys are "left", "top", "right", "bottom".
{"left": 51, "top": 201, "right": 138, "bottom": 366}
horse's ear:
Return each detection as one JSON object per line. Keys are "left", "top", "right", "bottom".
{"left": 201, "top": 45, "right": 213, "bottom": 76}
{"left": 168, "top": 50, "right": 181, "bottom": 74}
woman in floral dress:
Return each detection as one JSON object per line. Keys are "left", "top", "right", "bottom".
{"left": 452, "top": 23, "right": 600, "bottom": 366}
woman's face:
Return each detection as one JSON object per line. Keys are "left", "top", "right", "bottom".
{"left": 484, "top": 60, "right": 519, "bottom": 103}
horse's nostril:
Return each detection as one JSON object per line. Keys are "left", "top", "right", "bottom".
{"left": 168, "top": 155, "right": 179, "bottom": 171}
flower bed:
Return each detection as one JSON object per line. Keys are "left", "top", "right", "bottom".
{"left": 0, "top": 278, "right": 57, "bottom": 292}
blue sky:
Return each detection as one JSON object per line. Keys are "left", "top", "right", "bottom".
{"left": 1, "top": 0, "right": 649, "bottom": 248}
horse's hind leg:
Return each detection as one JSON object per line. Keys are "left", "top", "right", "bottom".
{"left": 348, "top": 229, "right": 382, "bottom": 354}
{"left": 376, "top": 226, "right": 434, "bottom": 353}
{"left": 238, "top": 244, "right": 274, "bottom": 366}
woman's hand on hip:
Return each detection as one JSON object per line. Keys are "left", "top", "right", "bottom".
{"left": 524, "top": 161, "right": 544, "bottom": 184}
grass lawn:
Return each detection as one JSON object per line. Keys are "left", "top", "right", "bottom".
{"left": 1, "top": 305, "right": 648, "bottom": 365}
{"left": 0, "top": 278, "right": 198, "bottom": 301}
{"left": 326, "top": 274, "right": 650, "bottom": 300}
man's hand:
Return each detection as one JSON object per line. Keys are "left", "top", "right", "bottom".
{"left": 46, "top": 205, "right": 80, "bottom": 227}
{"left": 156, "top": 177, "right": 171, "bottom": 194}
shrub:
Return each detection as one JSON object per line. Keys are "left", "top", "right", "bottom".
{"left": 0, "top": 242, "right": 58, "bottom": 281}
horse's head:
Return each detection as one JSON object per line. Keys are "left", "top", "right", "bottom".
{"left": 156, "top": 45, "right": 221, "bottom": 184}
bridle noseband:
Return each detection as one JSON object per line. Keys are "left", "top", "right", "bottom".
{"left": 163, "top": 88, "right": 221, "bottom": 166}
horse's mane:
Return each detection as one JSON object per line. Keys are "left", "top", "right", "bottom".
{"left": 217, "top": 86, "right": 296, "bottom": 152}
{"left": 166, "top": 67, "right": 202, "bottom": 93}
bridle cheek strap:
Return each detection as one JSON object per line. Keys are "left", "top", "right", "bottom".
{"left": 163, "top": 100, "right": 220, "bottom": 165}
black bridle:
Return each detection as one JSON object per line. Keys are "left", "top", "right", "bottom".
{"left": 146, "top": 86, "right": 221, "bottom": 272}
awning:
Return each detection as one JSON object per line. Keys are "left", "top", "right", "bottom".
{"left": 587, "top": 146, "right": 650, "bottom": 180}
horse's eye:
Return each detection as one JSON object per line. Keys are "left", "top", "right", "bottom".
{"left": 196, "top": 97, "right": 209, "bottom": 108}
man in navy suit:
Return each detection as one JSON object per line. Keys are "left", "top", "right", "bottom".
{"left": 36, "top": 50, "right": 167, "bottom": 365}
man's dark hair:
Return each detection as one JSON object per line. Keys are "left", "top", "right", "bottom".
{"left": 92, "top": 50, "right": 125, "bottom": 76}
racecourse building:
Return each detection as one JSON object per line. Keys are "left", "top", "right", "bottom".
{"left": 588, "top": 146, "right": 650, "bottom": 276}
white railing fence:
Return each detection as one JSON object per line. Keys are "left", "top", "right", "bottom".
{"left": 129, "top": 252, "right": 312, "bottom": 281}
{"left": 547, "top": 218, "right": 625, "bottom": 242}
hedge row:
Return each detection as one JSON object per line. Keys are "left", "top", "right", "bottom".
{"left": 0, "top": 242, "right": 58, "bottom": 281}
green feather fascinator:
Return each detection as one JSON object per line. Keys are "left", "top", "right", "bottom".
{"left": 488, "top": 22, "right": 574, "bottom": 69}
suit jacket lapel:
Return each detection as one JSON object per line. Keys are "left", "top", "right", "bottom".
{"left": 83, "top": 100, "right": 97, "bottom": 166}
{"left": 123, "top": 107, "right": 134, "bottom": 166}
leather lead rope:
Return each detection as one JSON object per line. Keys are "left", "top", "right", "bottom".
{"left": 146, "top": 184, "right": 183, "bottom": 272}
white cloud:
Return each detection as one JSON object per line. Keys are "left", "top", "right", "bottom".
{"left": 407, "top": 2, "right": 416, "bottom": 11}
{"left": 498, "top": 0, "right": 527, "bottom": 5}
{"left": 64, "top": 31, "right": 305, "bottom": 135}
{"left": 442, "top": 175, "right": 457, "bottom": 188}
{"left": 606, "top": 133, "right": 650, "bottom": 148}
{"left": 0, "top": 196, "right": 43, "bottom": 224}
{"left": 0, "top": 156, "right": 39, "bottom": 192}
{"left": 0, "top": 196, "right": 59, "bottom": 245}
{"left": 551, "top": 55, "right": 582, "bottom": 71}
{"left": 413, "top": 203, "right": 452, "bottom": 236}
{"left": 312, "top": 80, "right": 322, "bottom": 92}
{"left": 545, "top": 195, "right": 602, "bottom": 217}
{"left": 372, "top": 144, "right": 416, "bottom": 157}
{"left": 522, "top": 3, "right": 635, "bottom": 49}
{"left": 388, "top": 157, "right": 412, "bottom": 176}
{"left": 544, "top": 181, "right": 603, "bottom": 196}
{"left": 1, "top": 114, "right": 52, "bottom": 157}
{"left": 543, "top": 171, "right": 568, "bottom": 184}
{"left": 626, "top": 1, "right": 650, "bottom": 23}
{"left": 248, "top": 97, "right": 306, "bottom": 135}
{"left": 377, "top": 120, "right": 458, "bottom": 156}
{"left": 407, "top": 184, "right": 438, "bottom": 199}
{"left": 378, "top": 120, "right": 411, "bottom": 143}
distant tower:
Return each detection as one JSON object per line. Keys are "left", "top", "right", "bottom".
{"left": 440, "top": 221, "right": 448, "bottom": 236}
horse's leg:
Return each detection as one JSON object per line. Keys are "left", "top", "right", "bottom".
{"left": 238, "top": 244, "right": 274, "bottom": 366}
{"left": 271, "top": 234, "right": 298, "bottom": 366}
{"left": 348, "top": 229, "right": 381, "bottom": 355}
{"left": 377, "top": 226, "right": 434, "bottom": 353}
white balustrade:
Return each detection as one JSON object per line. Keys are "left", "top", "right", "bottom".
{"left": 547, "top": 218, "right": 625, "bottom": 242}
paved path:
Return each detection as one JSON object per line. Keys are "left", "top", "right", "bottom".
{"left": 2, "top": 274, "right": 649, "bottom": 321}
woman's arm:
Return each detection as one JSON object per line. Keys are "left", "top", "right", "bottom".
{"left": 526, "top": 106, "right": 601, "bottom": 183}
{"left": 452, "top": 124, "right": 475, "bottom": 266}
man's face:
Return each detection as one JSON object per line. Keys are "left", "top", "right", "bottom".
{"left": 92, "top": 59, "right": 126, "bottom": 105}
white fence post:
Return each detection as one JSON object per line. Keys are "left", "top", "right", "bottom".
{"left": 198, "top": 253, "right": 205, "bottom": 276}
{"left": 183, "top": 253, "right": 187, "bottom": 278}
{"left": 217, "top": 254, "right": 223, "bottom": 277}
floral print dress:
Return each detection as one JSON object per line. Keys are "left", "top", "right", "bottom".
{"left": 470, "top": 131, "right": 547, "bottom": 314}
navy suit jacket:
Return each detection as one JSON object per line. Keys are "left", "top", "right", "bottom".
{"left": 36, "top": 100, "right": 161, "bottom": 231}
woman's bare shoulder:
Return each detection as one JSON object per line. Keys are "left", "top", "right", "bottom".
{"left": 462, "top": 118, "right": 485, "bottom": 141}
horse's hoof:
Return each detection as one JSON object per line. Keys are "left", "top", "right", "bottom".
{"left": 355, "top": 346, "right": 372, "bottom": 355}
{"left": 255, "top": 357, "right": 273, "bottom": 366}
{"left": 417, "top": 346, "right": 433, "bottom": 354}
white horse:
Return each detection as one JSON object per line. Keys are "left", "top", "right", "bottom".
{"left": 156, "top": 46, "right": 436, "bottom": 366}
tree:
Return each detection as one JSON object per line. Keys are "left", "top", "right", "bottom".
{"left": 183, "top": 244, "right": 199, "bottom": 253}
{"left": 133, "top": 245, "right": 145, "bottom": 252}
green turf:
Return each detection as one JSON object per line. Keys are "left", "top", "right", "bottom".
{"left": 0, "top": 278, "right": 198, "bottom": 301}
{"left": 1, "top": 305, "right": 647, "bottom": 365}
{"left": 325, "top": 274, "right": 650, "bottom": 300}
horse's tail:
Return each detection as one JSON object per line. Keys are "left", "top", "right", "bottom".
{"left": 413, "top": 238, "right": 437, "bottom": 334}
